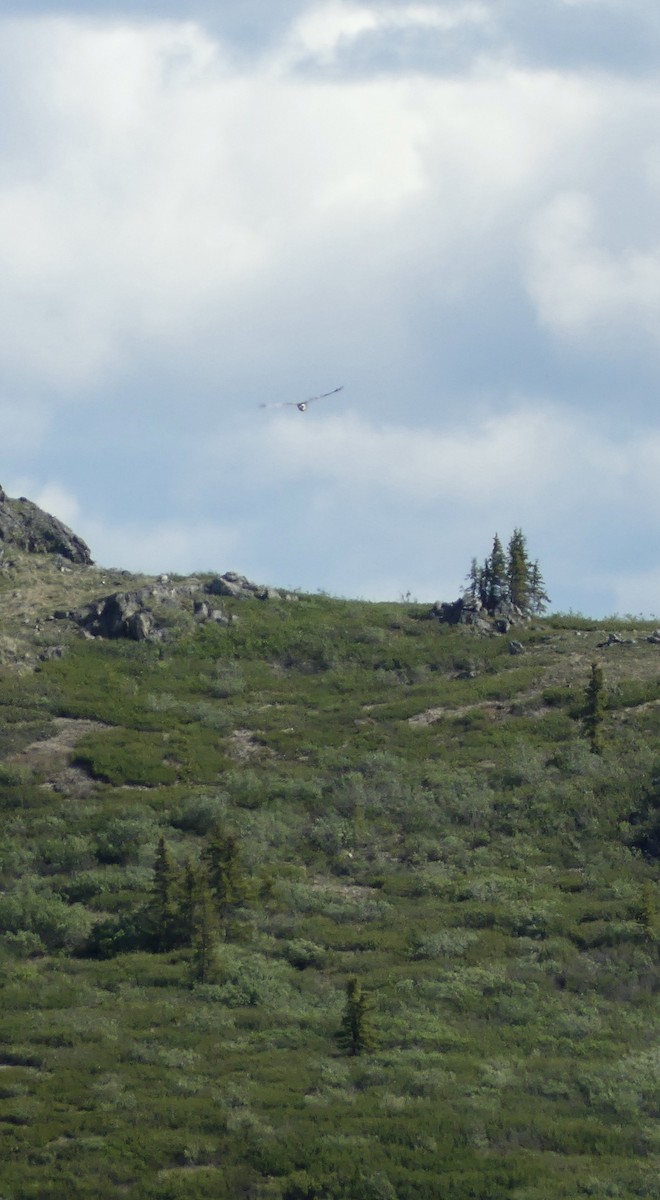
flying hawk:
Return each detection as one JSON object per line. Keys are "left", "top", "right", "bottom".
{"left": 259, "top": 385, "right": 344, "bottom": 413}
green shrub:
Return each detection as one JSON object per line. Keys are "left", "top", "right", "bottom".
{"left": 0, "top": 886, "right": 92, "bottom": 952}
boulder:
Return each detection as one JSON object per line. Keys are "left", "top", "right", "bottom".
{"left": 205, "top": 572, "right": 287, "bottom": 601}
{"left": 193, "top": 598, "right": 232, "bottom": 625}
{"left": 597, "top": 632, "right": 637, "bottom": 648}
{"left": 431, "top": 593, "right": 529, "bottom": 635}
{"left": 431, "top": 595, "right": 485, "bottom": 627}
{"left": 69, "top": 591, "right": 155, "bottom": 641}
{"left": 0, "top": 485, "right": 92, "bottom": 564}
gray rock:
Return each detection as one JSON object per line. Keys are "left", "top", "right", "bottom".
{"left": 206, "top": 576, "right": 246, "bottom": 598}
{"left": 431, "top": 595, "right": 482, "bottom": 626}
{"left": 431, "top": 594, "right": 527, "bottom": 635}
{"left": 125, "top": 611, "right": 154, "bottom": 641}
{"left": 0, "top": 485, "right": 92, "bottom": 564}
{"left": 597, "top": 632, "right": 637, "bottom": 648}
{"left": 193, "top": 598, "right": 231, "bottom": 625}
{"left": 205, "top": 572, "right": 282, "bottom": 601}
{"left": 509, "top": 640, "right": 525, "bottom": 655}
{"left": 70, "top": 591, "right": 155, "bottom": 641}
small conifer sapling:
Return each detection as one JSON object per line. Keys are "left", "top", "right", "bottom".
{"left": 584, "top": 661, "right": 605, "bottom": 755}
{"left": 336, "top": 977, "right": 377, "bottom": 1056}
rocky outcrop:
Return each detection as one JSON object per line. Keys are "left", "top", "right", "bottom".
{"left": 430, "top": 594, "right": 529, "bottom": 634}
{"left": 193, "top": 599, "right": 232, "bottom": 625}
{"left": 67, "top": 591, "right": 157, "bottom": 641}
{"left": 597, "top": 632, "right": 637, "bottom": 648}
{"left": 63, "top": 580, "right": 237, "bottom": 641}
{"left": 205, "top": 571, "right": 295, "bottom": 601}
{"left": 54, "top": 572, "right": 295, "bottom": 643}
{"left": 0, "top": 485, "right": 92, "bottom": 564}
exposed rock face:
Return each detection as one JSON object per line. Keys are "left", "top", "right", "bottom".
{"left": 205, "top": 572, "right": 293, "bottom": 601}
{"left": 55, "top": 572, "right": 294, "bottom": 642}
{"left": 0, "top": 485, "right": 92, "bottom": 564}
{"left": 64, "top": 581, "right": 236, "bottom": 641}
{"left": 430, "top": 594, "right": 529, "bottom": 635}
{"left": 68, "top": 591, "right": 156, "bottom": 641}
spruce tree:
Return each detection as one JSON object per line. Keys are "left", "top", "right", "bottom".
{"left": 178, "top": 857, "right": 202, "bottom": 947}
{"left": 336, "top": 977, "right": 377, "bottom": 1056}
{"left": 465, "top": 557, "right": 482, "bottom": 600}
{"left": 584, "top": 662, "right": 605, "bottom": 755}
{"left": 465, "top": 531, "right": 549, "bottom": 616}
{"left": 487, "top": 534, "right": 507, "bottom": 612}
{"left": 638, "top": 882, "right": 657, "bottom": 941}
{"left": 528, "top": 560, "right": 550, "bottom": 614}
{"left": 478, "top": 555, "right": 491, "bottom": 608}
{"left": 149, "top": 836, "right": 180, "bottom": 952}
{"left": 506, "top": 528, "right": 531, "bottom": 610}
{"left": 190, "top": 872, "right": 221, "bottom": 985}
{"left": 201, "top": 824, "right": 246, "bottom": 935}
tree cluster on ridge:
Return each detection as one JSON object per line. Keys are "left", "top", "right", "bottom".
{"left": 465, "top": 529, "right": 549, "bottom": 615}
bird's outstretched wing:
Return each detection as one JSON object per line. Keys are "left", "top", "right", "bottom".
{"left": 259, "top": 385, "right": 344, "bottom": 411}
{"left": 306, "top": 386, "right": 344, "bottom": 404}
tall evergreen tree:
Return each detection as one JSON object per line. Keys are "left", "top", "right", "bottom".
{"left": 464, "top": 530, "right": 549, "bottom": 616}
{"left": 149, "top": 836, "right": 180, "bottom": 952}
{"left": 336, "top": 977, "right": 377, "bottom": 1056}
{"left": 201, "top": 825, "right": 246, "bottom": 933}
{"left": 478, "top": 555, "right": 491, "bottom": 608}
{"left": 487, "top": 534, "right": 507, "bottom": 612}
{"left": 189, "top": 871, "right": 221, "bottom": 985}
{"left": 506, "top": 528, "right": 531, "bottom": 610}
{"left": 465, "top": 557, "right": 482, "bottom": 599}
{"left": 584, "top": 661, "right": 605, "bottom": 755}
{"left": 528, "top": 560, "right": 550, "bottom": 614}
{"left": 178, "top": 857, "right": 202, "bottom": 947}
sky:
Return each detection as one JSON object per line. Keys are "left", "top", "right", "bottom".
{"left": 2, "top": 0, "right": 660, "bottom": 614}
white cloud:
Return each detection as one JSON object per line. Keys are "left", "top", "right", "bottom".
{"left": 0, "top": 399, "right": 50, "bottom": 454}
{"left": 2, "top": 7, "right": 660, "bottom": 614}
{"left": 251, "top": 408, "right": 562, "bottom": 502}
{"left": 525, "top": 191, "right": 660, "bottom": 338}
{"left": 0, "top": 18, "right": 270, "bottom": 386}
{"left": 2, "top": 476, "right": 241, "bottom": 574}
{"left": 82, "top": 517, "right": 242, "bottom": 574}
{"left": 28, "top": 482, "right": 81, "bottom": 529}
{"left": 5, "top": 479, "right": 86, "bottom": 533}
{"left": 207, "top": 402, "right": 660, "bottom": 526}
{"left": 0, "top": 15, "right": 607, "bottom": 396}
{"left": 281, "top": 1, "right": 491, "bottom": 66}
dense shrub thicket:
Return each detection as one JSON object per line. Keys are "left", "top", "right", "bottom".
{"left": 0, "top": 578, "right": 658, "bottom": 1199}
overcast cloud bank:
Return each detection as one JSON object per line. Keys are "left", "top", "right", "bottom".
{"left": 1, "top": 1, "right": 660, "bottom": 614}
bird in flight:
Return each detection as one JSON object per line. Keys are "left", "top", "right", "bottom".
{"left": 259, "top": 385, "right": 344, "bottom": 413}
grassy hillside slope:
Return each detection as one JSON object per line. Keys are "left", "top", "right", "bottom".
{"left": 0, "top": 551, "right": 658, "bottom": 1199}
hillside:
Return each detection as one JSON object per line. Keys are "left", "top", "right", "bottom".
{"left": 0, "top": 539, "right": 658, "bottom": 1200}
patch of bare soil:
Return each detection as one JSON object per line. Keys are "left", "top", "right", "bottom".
{"left": 227, "top": 728, "right": 274, "bottom": 762}
{"left": 9, "top": 717, "right": 110, "bottom": 795}
{"left": 408, "top": 701, "right": 505, "bottom": 727}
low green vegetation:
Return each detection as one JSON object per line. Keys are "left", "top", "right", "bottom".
{"left": 0, "top": 552, "right": 658, "bottom": 1198}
